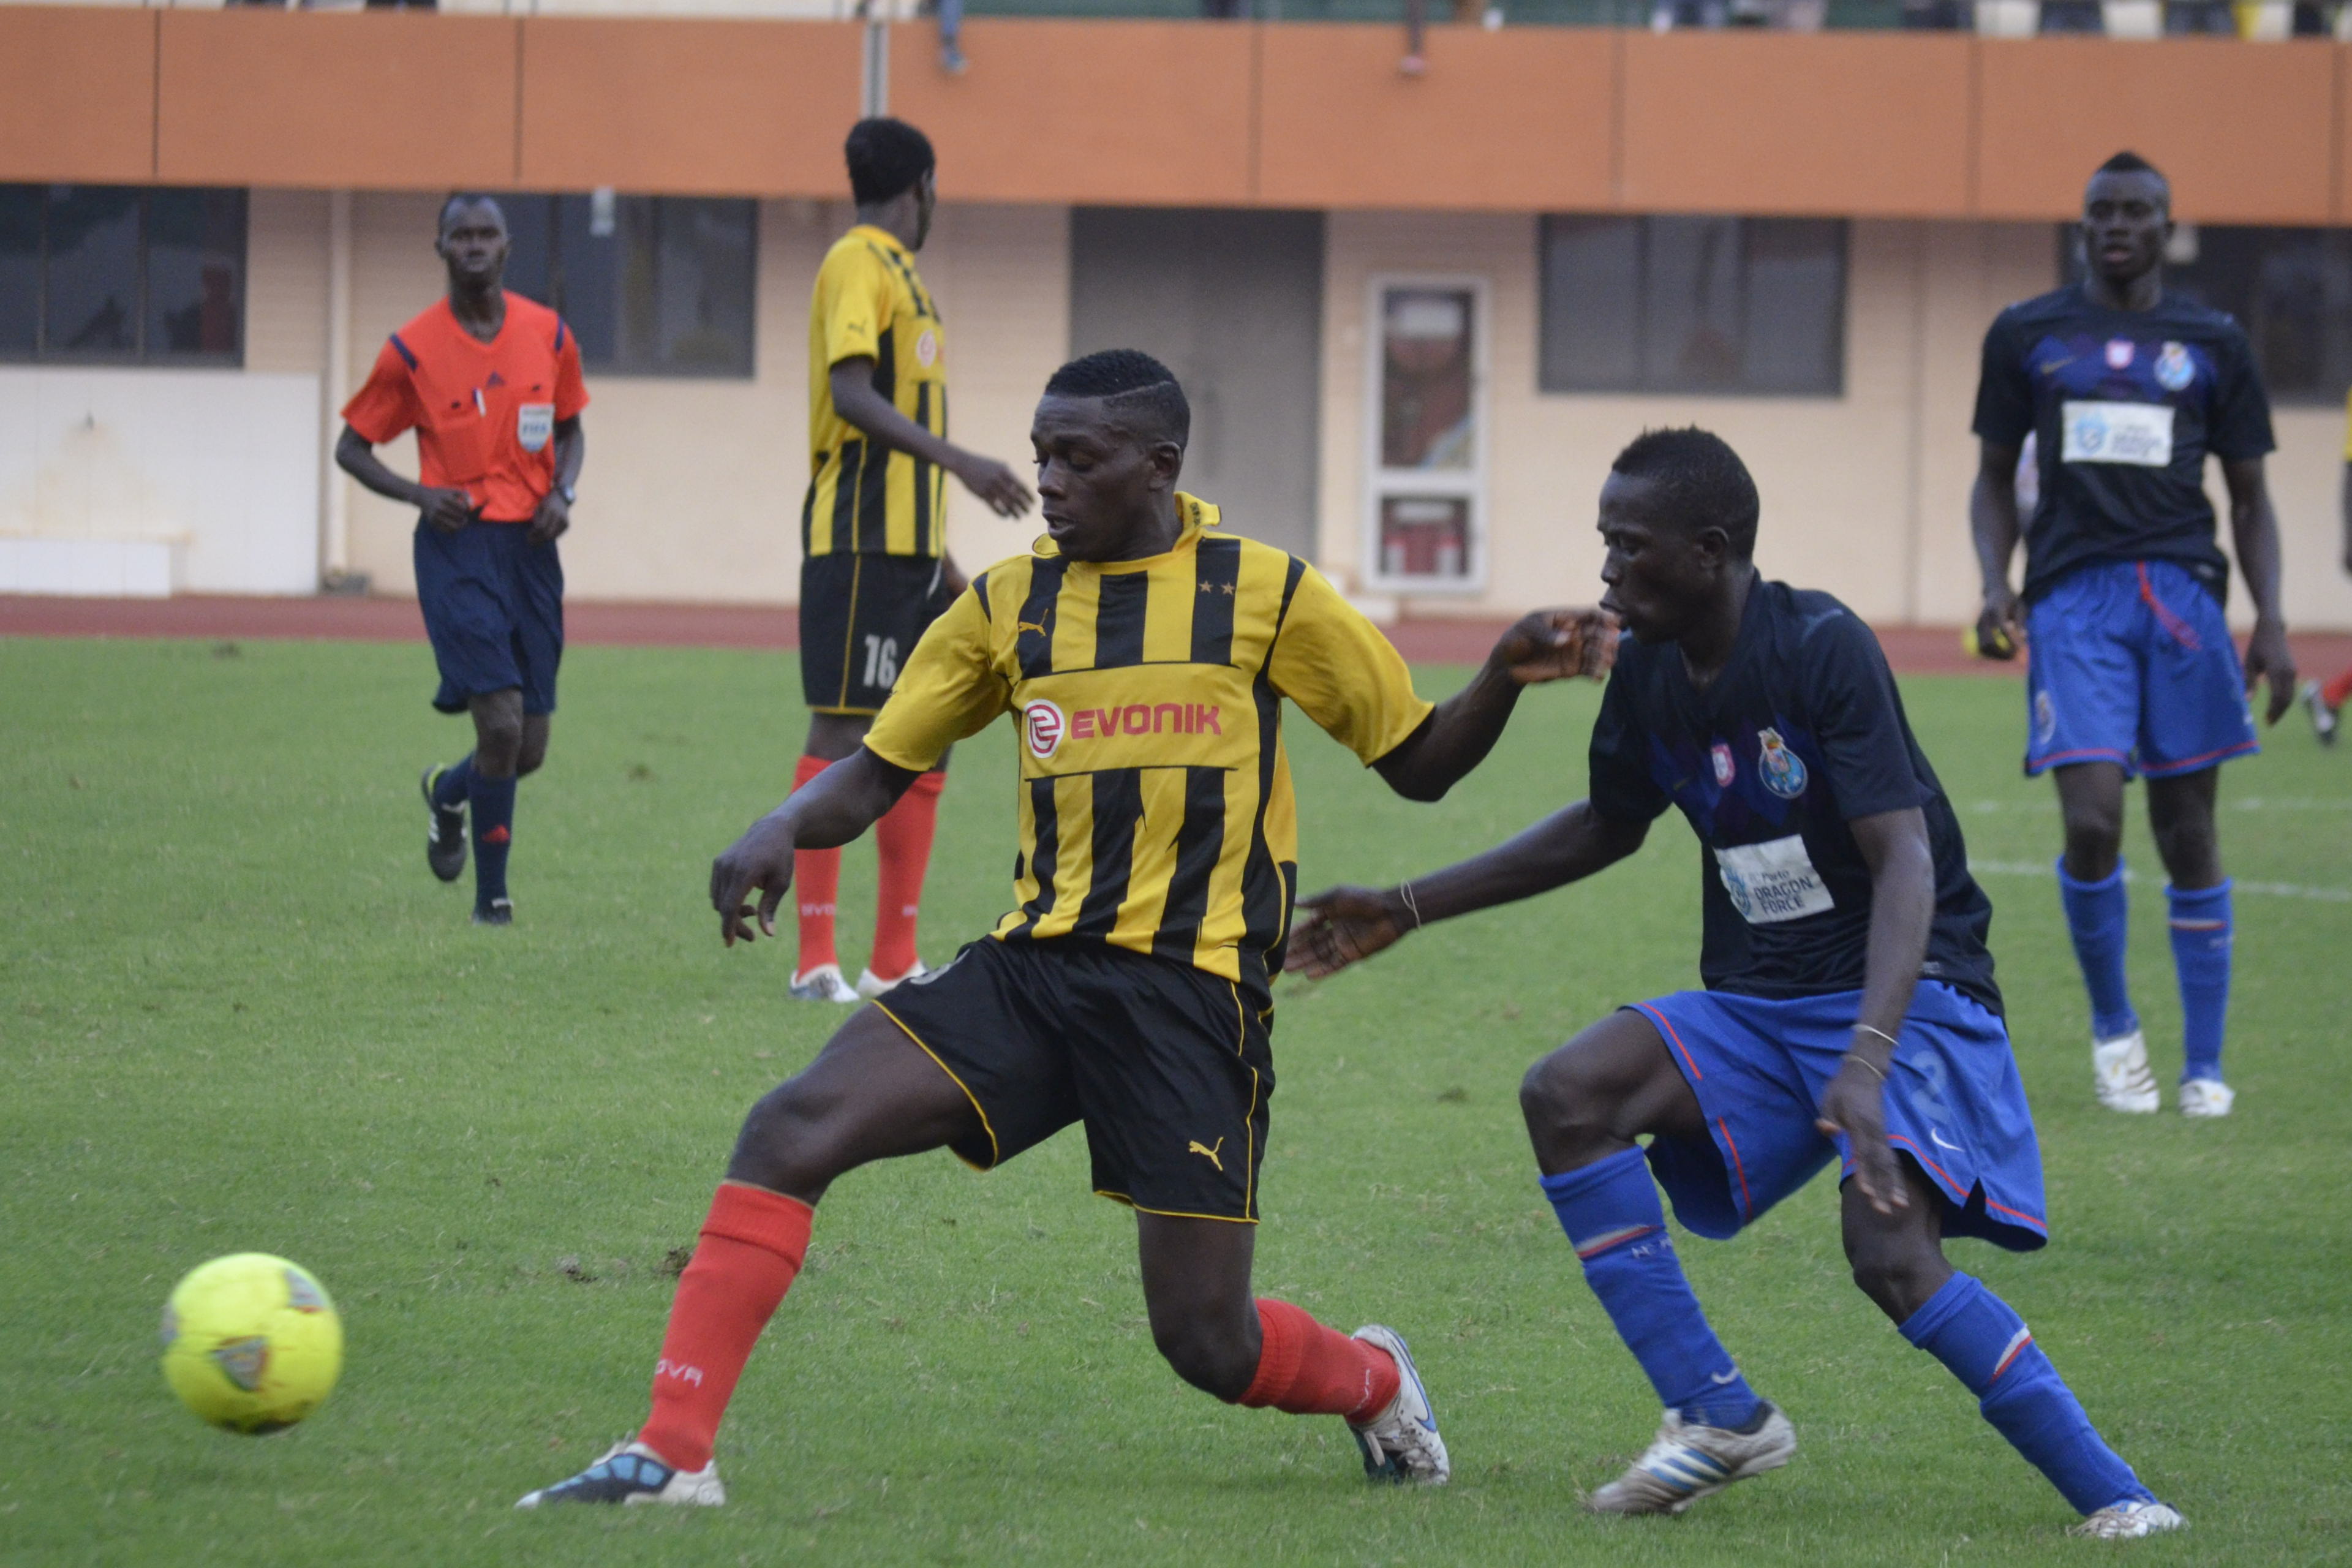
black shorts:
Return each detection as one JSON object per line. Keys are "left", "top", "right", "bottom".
{"left": 797, "top": 552, "right": 954, "bottom": 715}
{"left": 871, "top": 937, "right": 1275, "bottom": 1223}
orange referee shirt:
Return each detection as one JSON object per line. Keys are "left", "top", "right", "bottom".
{"left": 342, "top": 293, "right": 589, "bottom": 523}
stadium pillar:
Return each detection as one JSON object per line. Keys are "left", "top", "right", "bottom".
{"left": 322, "top": 188, "right": 353, "bottom": 589}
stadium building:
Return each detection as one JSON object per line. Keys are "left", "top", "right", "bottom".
{"left": 3, "top": 6, "right": 2347, "bottom": 632}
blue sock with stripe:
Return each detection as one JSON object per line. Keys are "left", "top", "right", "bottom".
{"left": 1540, "top": 1148, "right": 1760, "bottom": 1431}
{"left": 2166, "top": 881, "right": 2232, "bottom": 1083}
{"left": 469, "top": 771, "right": 516, "bottom": 913}
{"left": 2056, "top": 858, "right": 2138, "bottom": 1041}
{"left": 432, "top": 755, "right": 473, "bottom": 811}
{"left": 1899, "top": 1273, "right": 2150, "bottom": 1514}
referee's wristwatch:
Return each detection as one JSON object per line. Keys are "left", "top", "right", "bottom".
{"left": 557, "top": 483, "right": 578, "bottom": 505}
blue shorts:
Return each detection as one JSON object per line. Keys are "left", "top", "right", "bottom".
{"left": 413, "top": 519, "right": 564, "bottom": 716}
{"left": 1632, "top": 984, "right": 2048, "bottom": 1253}
{"left": 2023, "top": 558, "right": 2256, "bottom": 780}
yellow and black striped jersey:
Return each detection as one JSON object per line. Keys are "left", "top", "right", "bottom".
{"left": 804, "top": 224, "right": 948, "bottom": 559}
{"left": 864, "top": 494, "right": 1435, "bottom": 993}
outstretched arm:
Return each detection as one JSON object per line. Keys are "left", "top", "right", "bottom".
{"left": 1288, "top": 801, "right": 1649, "bottom": 979}
{"left": 831, "top": 359, "right": 1031, "bottom": 518}
{"left": 710, "top": 748, "right": 919, "bottom": 946}
{"left": 1371, "top": 608, "right": 1616, "bottom": 802}
{"left": 1969, "top": 440, "right": 2024, "bottom": 659}
{"left": 1812, "top": 806, "right": 1936, "bottom": 1218}
{"left": 2222, "top": 456, "right": 2296, "bottom": 725}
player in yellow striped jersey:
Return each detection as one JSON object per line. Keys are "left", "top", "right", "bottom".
{"left": 788, "top": 118, "right": 1035, "bottom": 1007}
{"left": 519, "top": 350, "right": 1612, "bottom": 1509}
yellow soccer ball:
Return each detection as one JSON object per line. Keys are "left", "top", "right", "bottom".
{"left": 160, "top": 1254, "right": 343, "bottom": 1434}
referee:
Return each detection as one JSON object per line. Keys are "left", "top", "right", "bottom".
{"left": 788, "top": 118, "right": 1032, "bottom": 1003}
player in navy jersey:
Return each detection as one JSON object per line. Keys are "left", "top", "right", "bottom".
{"left": 1294, "top": 429, "right": 2181, "bottom": 1539}
{"left": 1970, "top": 151, "right": 2296, "bottom": 1120}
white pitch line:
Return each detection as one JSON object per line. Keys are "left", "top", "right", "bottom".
{"left": 1969, "top": 859, "right": 2352, "bottom": 903}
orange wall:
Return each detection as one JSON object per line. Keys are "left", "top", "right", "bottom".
{"left": 518, "top": 19, "right": 861, "bottom": 196}
{"left": 0, "top": 8, "right": 155, "bottom": 185}
{"left": 895, "top": 21, "right": 1256, "bottom": 205}
{"left": 1257, "top": 26, "right": 1615, "bottom": 211}
{"left": 6, "top": 8, "right": 2345, "bottom": 223}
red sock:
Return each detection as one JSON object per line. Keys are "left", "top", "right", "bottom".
{"left": 790, "top": 755, "right": 839, "bottom": 974}
{"left": 1237, "top": 1298, "right": 1399, "bottom": 1423}
{"left": 870, "top": 769, "right": 945, "bottom": 981}
{"left": 2324, "top": 667, "right": 2352, "bottom": 714}
{"left": 636, "top": 1183, "right": 813, "bottom": 1473}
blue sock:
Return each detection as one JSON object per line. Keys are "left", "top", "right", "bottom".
{"left": 432, "top": 755, "right": 473, "bottom": 812}
{"left": 2057, "top": 858, "right": 2138, "bottom": 1041}
{"left": 469, "top": 771, "right": 516, "bottom": 911}
{"left": 1900, "top": 1273, "right": 2150, "bottom": 1515}
{"left": 2167, "top": 881, "right": 2232, "bottom": 1083}
{"left": 1540, "top": 1148, "right": 1760, "bottom": 1431}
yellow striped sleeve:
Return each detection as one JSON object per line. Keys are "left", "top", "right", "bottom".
{"left": 1263, "top": 564, "right": 1433, "bottom": 766}
{"left": 864, "top": 589, "right": 1009, "bottom": 772}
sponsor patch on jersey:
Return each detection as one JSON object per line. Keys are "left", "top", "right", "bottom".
{"left": 2034, "top": 688, "right": 2057, "bottom": 746}
{"left": 1022, "top": 699, "right": 1066, "bottom": 760}
{"left": 1716, "top": 835, "right": 1834, "bottom": 925}
{"left": 2154, "top": 341, "right": 2195, "bottom": 393}
{"left": 1711, "top": 742, "right": 1735, "bottom": 789}
{"left": 1068, "top": 702, "right": 1224, "bottom": 741}
{"left": 2105, "top": 337, "right": 2135, "bottom": 370}
{"left": 2060, "top": 400, "right": 2173, "bottom": 467}
{"left": 516, "top": 402, "right": 556, "bottom": 453}
{"left": 915, "top": 329, "right": 938, "bottom": 368}
{"left": 1757, "top": 726, "right": 1807, "bottom": 799}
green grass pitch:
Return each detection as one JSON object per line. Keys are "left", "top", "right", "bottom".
{"left": 4, "top": 635, "right": 2347, "bottom": 1566}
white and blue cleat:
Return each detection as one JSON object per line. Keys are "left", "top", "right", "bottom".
{"left": 516, "top": 1439, "right": 725, "bottom": 1508}
{"left": 1346, "top": 1324, "right": 1450, "bottom": 1485}
{"left": 2070, "top": 1498, "right": 2187, "bottom": 1539}
{"left": 1586, "top": 1402, "right": 1796, "bottom": 1515}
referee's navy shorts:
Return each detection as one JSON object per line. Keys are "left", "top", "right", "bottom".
{"left": 413, "top": 517, "right": 564, "bottom": 716}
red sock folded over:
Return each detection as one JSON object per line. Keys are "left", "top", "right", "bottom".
{"left": 2326, "top": 668, "right": 2352, "bottom": 714}
{"left": 871, "top": 770, "right": 946, "bottom": 981}
{"left": 636, "top": 1183, "right": 813, "bottom": 1472}
{"left": 1237, "top": 1298, "right": 1398, "bottom": 1423}
{"left": 790, "top": 755, "right": 839, "bottom": 974}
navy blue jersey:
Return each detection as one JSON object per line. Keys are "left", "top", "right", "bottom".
{"left": 1973, "top": 286, "right": 2273, "bottom": 605}
{"left": 1588, "top": 581, "right": 2000, "bottom": 1014}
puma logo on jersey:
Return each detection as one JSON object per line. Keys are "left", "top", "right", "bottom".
{"left": 1017, "top": 620, "right": 1051, "bottom": 637}
{"left": 1188, "top": 1137, "right": 1225, "bottom": 1170}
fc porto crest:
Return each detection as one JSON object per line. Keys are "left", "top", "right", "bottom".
{"left": 1710, "top": 742, "right": 1735, "bottom": 789}
{"left": 2105, "top": 338, "right": 2135, "bottom": 371}
{"left": 2154, "top": 341, "right": 2194, "bottom": 393}
{"left": 1757, "top": 727, "right": 1807, "bottom": 800}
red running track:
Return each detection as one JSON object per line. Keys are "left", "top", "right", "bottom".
{"left": 4, "top": 594, "right": 2348, "bottom": 679}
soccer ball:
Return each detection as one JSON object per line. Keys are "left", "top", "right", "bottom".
{"left": 160, "top": 1254, "right": 343, "bottom": 1434}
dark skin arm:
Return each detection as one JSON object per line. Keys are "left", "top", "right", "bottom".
{"left": 832, "top": 355, "right": 1030, "bottom": 543}
{"left": 710, "top": 747, "right": 919, "bottom": 946}
{"left": 1289, "top": 799, "right": 1651, "bottom": 979}
{"left": 336, "top": 424, "right": 477, "bottom": 533}
{"left": 1369, "top": 608, "right": 1618, "bottom": 802}
{"left": 1970, "top": 439, "right": 2025, "bottom": 659}
{"left": 2222, "top": 456, "right": 2296, "bottom": 725}
{"left": 524, "top": 416, "right": 586, "bottom": 546}
{"left": 1811, "top": 807, "right": 1937, "bottom": 1216}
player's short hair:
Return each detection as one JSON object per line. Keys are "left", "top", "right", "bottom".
{"left": 846, "top": 118, "right": 935, "bottom": 206}
{"left": 1610, "top": 427, "right": 1760, "bottom": 559}
{"left": 436, "top": 192, "right": 506, "bottom": 236}
{"left": 2090, "top": 150, "right": 2170, "bottom": 209}
{"left": 1042, "top": 349, "right": 1190, "bottom": 448}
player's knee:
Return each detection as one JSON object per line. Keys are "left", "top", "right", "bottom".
{"left": 729, "top": 1077, "right": 846, "bottom": 1196}
{"left": 1150, "top": 1312, "right": 1256, "bottom": 1401}
{"left": 1841, "top": 1224, "right": 1943, "bottom": 1321}
{"left": 514, "top": 739, "right": 549, "bottom": 778}
{"left": 1520, "top": 1049, "right": 1605, "bottom": 1139}
{"left": 2060, "top": 802, "right": 2123, "bottom": 867}
{"left": 473, "top": 714, "right": 525, "bottom": 772}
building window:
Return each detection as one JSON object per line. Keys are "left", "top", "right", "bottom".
{"left": 502, "top": 192, "right": 756, "bottom": 379}
{"left": 1539, "top": 215, "right": 1847, "bottom": 396}
{"left": 0, "top": 185, "right": 246, "bottom": 366}
{"left": 1365, "top": 278, "right": 1488, "bottom": 594}
{"left": 2060, "top": 225, "right": 2352, "bottom": 407}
